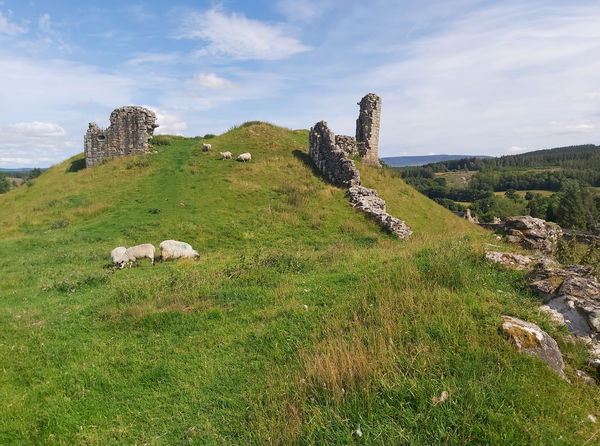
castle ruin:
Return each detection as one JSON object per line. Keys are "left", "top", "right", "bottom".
{"left": 308, "top": 94, "right": 412, "bottom": 240}
{"left": 84, "top": 106, "right": 158, "bottom": 168}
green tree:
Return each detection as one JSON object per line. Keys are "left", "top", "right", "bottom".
{"left": 556, "top": 181, "right": 590, "bottom": 229}
{"left": 0, "top": 173, "right": 10, "bottom": 194}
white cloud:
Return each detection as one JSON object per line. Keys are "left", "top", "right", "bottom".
{"left": 127, "top": 52, "right": 180, "bottom": 66}
{"left": 0, "top": 9, "right": 27, "bottom": 36}
{"left": 276, "top": 0, "right": 321, "bottom": 22}
{"left": 192, "top": 73, "right": 235, "bottom": 89}
{"left": 146, "top": 107, "right": 187, "bottom": 135}
{"left": 176, "top": 7, "right": 311, "bottom": 60}
{"left": 38, "top": 13, "right": 52, "bottom": 34}
{"left": 4, "top": 121, "right": 66, "bottom": 137}
{"left": 508, "top": 146, "right": 528, "bottom": 152}
{"left": 0, "top": 121, "right": 69, "bottom": 168}
{"left": 356, "top": 3, "right": 600, "bottom": 156}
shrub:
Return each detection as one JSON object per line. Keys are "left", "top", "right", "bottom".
{"left": 48, "top": 219, "right": 69, "bottom": 230}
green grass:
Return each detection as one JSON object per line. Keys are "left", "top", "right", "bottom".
{"left": 1, "top": 123, "right": 599, "bottom": 445}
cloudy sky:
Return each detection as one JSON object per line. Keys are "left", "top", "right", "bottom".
{"left": 1, "top": 0, "right": 600, "bottom": 167}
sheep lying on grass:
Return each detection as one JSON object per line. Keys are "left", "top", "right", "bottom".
{"left": 202, "top": 143, "right": 212, "bottom": 152}
{"left": 111, "top": 244, "right": 155, "bottom": 268}
{"left": 220, "top": 151, "right": 232, "bottom": 160}
{"left": 159, "top": 240, "right": 200, "bottom": 261}
{"left": 236, "top": 152, "right": 251, "bottom": 162}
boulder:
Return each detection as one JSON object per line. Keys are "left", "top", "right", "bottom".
{"left": 502, "top": 216, "right": 562, "bottom": 254}
{"left": 501, "top": 316, "right": 565, "bottom": 377}
{"left": 485, "top": 251, "right": 538, "bottom": 270}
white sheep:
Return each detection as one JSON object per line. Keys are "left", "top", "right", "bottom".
{"left": 111, "top": 246, "right": 129, "bottom": 269}
{"left": 236, "top": 152, "right": 251, "bottom": 162}
{"left": 124, "top": 243, "right": 156, "bottom": 267}
{"left": 202, "top": 143, "right": 212, "bottom": 152}
{"left": 159, "top": 240, "right": 200, "bottom": 261}
{"left": 220, "top": 151, "right": 232, "bottom": 160}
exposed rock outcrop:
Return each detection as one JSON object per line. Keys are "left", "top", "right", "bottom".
{"left": 348, "top": 186, "right": 412, "bottom": 239}
{"left": 485, "top": 251, "right": 539, "bottom": 270}
{"left": 528, "top": 265, "right": 600, "bottom": 341}
{"left": 84, "top": 106, "right": 158, "bottom": 168}
{"left": 502, "top": 216, "right": 562, "bottom": 254}
{"left": 501, "top": 316, "right": 565, "bottom": 378}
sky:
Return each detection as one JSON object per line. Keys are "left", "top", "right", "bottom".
{"left": 1, "top": 0, "right": 600, "bottom": 167}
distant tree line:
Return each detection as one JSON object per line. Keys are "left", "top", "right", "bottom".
{"left": 423, "top": 144, "right": 600, "bottom": 172}
{"left": 0, "top": 168, "right": 44, "bottom": 194}
{"left": 397, "top": 145, "right": 600, "bottom": 231}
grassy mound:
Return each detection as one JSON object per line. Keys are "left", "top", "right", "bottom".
{"left": 0, "top": 123, "right": 598, "bottom": 445}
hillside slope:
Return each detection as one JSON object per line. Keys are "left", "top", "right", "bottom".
{"left": 0, "top": 123, "right": 598, "bottom": 445}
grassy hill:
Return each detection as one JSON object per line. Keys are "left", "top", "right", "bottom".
{"left": 1, "top": 123, "right": 598, "bottom": 445}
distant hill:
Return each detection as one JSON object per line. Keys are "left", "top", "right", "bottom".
{"left": 0, "top": 168, "right": 35, "bottom": 171}
{"left": 422, "top": 144, "right": 600, "bottom": 171}
{"left": 382, "top": 154, "right": 491, "bottom": 167}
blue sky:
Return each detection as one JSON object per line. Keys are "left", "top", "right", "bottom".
{"left": 1, "top": 0, "right": 600, "bottom": 167}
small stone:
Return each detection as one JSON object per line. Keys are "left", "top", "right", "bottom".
{"left": 588, "top": 414, "right": 597, "bottom": 423}
{"left": 432, "top": 390, "right": 449, "bottom": 405}
{"left": 352, "top": 427, "right": 363, "bottom": 437}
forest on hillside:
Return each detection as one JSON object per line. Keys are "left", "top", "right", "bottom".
{"left": 396, "top": 145, "right": 600, "bottom": 231}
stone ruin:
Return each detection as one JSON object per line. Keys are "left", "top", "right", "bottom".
{"left": 356, "top": 93, "right": 382, "bottom": 167}
{"left": 308, "top": 95, "right": 412, "bottom": 239}
{"left": 309, "top": 121, "right": 360, "bottom": 188}
{"left": 325, "top": 93, "right": 382, "bottom": 166}
{"left": 84, "top": 106, "right": 158, "bottom": 168}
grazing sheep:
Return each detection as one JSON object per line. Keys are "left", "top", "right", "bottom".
{"left": 202, "top": 143, "right": 212, "bottom": 152}
{"left": 159, "top": 240, "right": 200, "bottom": 261}
{"left": 125, "top": 243, "right": 156, "bottom": 266}
{"left": 111, "top": 246, "right": 129, "bottom": 269}
{"left": 236, "top": 152, "right": 251, "bottom": 162}
{"left": 220, "top": 151, "right": 232, "bottom": 160}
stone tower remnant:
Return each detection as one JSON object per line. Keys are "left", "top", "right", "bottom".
{"left": 84, "top": 106, "right": 158, "bottom": 168}
{"left": 356, "top": 93, "right": 381, "bottom": 167}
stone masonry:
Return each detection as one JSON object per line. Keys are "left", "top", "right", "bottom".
{"left": 309, "top": 121, "right": 361, "bottom": 188}
{"left": 335, "top": 135, "right": 358, "bottom": 156}
{"left": 308, "top": 104, "right": 412, "bottom": 240}
{"left": 356, "top": 93, "right": 382, "bottom": 167}
{"left": 84, "top": 106, "right": 158, "bottom": 167}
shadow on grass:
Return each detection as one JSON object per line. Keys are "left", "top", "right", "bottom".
{"left": 66, "top": 158, "right": 86, "bottom": 173}
{"left": 292, "top": 150, "right": 322, "bottom": 178}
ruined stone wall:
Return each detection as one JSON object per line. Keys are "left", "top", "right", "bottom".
{"left": 84, "top": 106, "right": 158, "bottom": 168}
{"left": 356, "top": 93, "right": 382, "bottom": 167}
{"left": 335, "top": 135, "right": 358, "bottom": 156}
{"left": 308, "top": 117, "right": 411, "bottom": 239}
{"left": 309, "top": 121, "right": 361, "bottom": 188}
